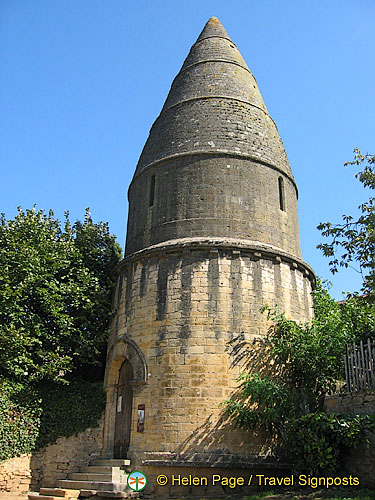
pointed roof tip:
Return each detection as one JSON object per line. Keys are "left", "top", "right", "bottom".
{"left": 208, "top": 16, "right": 221, "bottom": 24}
{"left": 197, "top": 16, "right": 231, "bottom": 43}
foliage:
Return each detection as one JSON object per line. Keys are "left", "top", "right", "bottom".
{"left": 223, "top": 373, "right": 298, "bottom": 432}
{"left": 262, "top": 280, "right": 352, "bottom": 407}
{"left": 244, "top": 492, "right": 276, "bottom": 500}
{"left": 338, "top": 294, "right": 375, "bottom": 342}
{"left": 317, "top": 148, "right": 375, "bottom": 297}
{"left": 0, "top": 381, "right": 41, "bottom": 461}
{"left": 286, "top": 413, "right": 375, "bottom": 475}
{"left": 223, "top": 281, "right": 375, "bottom": 473}
{"left": 36, "top": 378, "right": 105, "bottom": 449}
{"left": 71, "top": 211, "right": 123, "bottom": 377}
{"left": 242, "top": 490, "right": 375, "bottom": 500}
{"left": 0, "top": 206, "right": 122, "bottom": 384}
{"left": 0, "top": 378, "right": 105, "bottom": 461}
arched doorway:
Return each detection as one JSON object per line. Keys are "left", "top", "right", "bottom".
{"left": 114, "top": 359, "right": 133, "bottom": 458}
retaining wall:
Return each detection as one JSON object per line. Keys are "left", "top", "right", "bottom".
{"left": 0, "top": 416, "right": 103, "bottom": 494}
{"left": 325, "top": 390, "right": 375, "bottom": 488}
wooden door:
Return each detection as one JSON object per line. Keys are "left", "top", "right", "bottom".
{"left": 114, "top": 360, "right": 133, "bottom": 458}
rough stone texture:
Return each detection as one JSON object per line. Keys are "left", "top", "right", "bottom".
{"left": 135, "top": 18, "right": 291, "bottom": 179}
{"left": 0, "top": 455, "right": 32, "bottom": 495}
{"left": 103, "top": 250, "right": 314, "bottom": 464}
{"left": 324, "top": 391, "right": 375, "bottom": 488}
{"left": 0, "top": 417, "right": 103, "bottom": 493}
{"left": 135, "top": 101, "right": 291, "bottom": 178}
{"left": 325, "top": 390, "right": 375, "bottom": 415}
{"left": 127, "top": 155, "right": 300, "bottom": 256}
{"left": 103, "top": 16, "right": 315, "bottom": 489}
{"left": 126, "top": 17, "right": 299, "bottom": 257}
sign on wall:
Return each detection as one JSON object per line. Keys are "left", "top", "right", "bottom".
{"left": 137, "top": 404, "right": 145, "bottom": 432}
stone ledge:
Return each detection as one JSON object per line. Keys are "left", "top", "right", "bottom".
{"left": 119, "top": 237, "right": 315, "bottom": 288}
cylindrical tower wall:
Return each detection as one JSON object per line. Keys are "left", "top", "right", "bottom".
{"left": 104, "top": 246, "right": 314, "bottom": 464}
{"left": 126, "top": 154, "right": 300, "bottom": 257}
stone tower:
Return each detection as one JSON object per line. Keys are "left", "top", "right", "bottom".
{"left": 103, "top": 17, "right": 315, "bottom": 488}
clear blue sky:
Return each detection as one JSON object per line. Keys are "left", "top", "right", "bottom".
{"left": 1, "top": 1, "right": 374, "bottom": 299}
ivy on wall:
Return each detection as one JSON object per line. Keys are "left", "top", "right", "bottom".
{"left": 0, "top": 393, "right": 40, "bottom": 461}
{"left": 36, "top": 379, "right": 105, "bottom": 449}
{"left": 0, "top": 379, "right": 105, "bottom": 462}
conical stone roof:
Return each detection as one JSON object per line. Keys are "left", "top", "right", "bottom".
{"left": 134, "top": 17, "right": 294, "bottom": 182}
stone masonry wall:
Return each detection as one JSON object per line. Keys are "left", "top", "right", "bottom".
{"left": 324, "top": 390, "right": 375, "bottom": 488}
{"left": 0, "top": 454, "right": 33, "bottom": 495}
{"left": 0, "top": 416, "right": 103, "bottom": 494}
{"left": 127, "top": 154, "right": 300, "bottom": 257}
{"left": 104, "top": 248, "right": 314, "bottom": 465}
{"left": 325, "top": 389, "right": 375, "bottom": 415}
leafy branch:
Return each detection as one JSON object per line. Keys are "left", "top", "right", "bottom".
{"left": 317, "top": 148, "right": 375, "bottom": 297}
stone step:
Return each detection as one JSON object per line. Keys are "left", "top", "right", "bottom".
{"left": 68, "top": 472, "right": 113, "bottom": 482}
{"left": 90, "top": 459, "right": 130, "bottom": 467}
{"left": 57, "top": 480, "right": 127, "bottom": 492}
{"left": 77, "top": 491, "right": 96, "bottom": 498}
{"left": 39, "top": 490, "right": 64, "bottom": 498}
{"left": 58, "top": 480, "right": 114, "bottom": 492}
{"left": 29, "top": 490, "right": 80, "bottom": 500}
{"left": 80, "top": 465, "right": 114, "bottom": 474}
{"left": 80, "top": 491, "right": 133, "bottom": 498}
{"left": 28, "top": 495, "right": 64, "bottom": 500}
{"left": 96, "top": 492, "right": 135, "bottom": 498}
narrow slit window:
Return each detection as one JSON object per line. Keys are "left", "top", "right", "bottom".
{"left": 149, "top": 174, "right": 155, "bottom": 207}
{"left": 278, "top": 176, "right": 285, "bottom": 211}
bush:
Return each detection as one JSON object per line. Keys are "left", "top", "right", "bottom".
{"left": 287, "top": 413, "right": 375, "bottom": 475}
{"left": 0, "top": 207, "right": 121, "bottom": 384}
{"left": 0, "top": 206, "right": 118, "bottom": 461}
{"left": 223, "top": 280, "right": 375, "bottom": 473}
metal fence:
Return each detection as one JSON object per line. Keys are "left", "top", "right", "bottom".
{"left": 345, "top": 340, "right": 375, "bottom": 392}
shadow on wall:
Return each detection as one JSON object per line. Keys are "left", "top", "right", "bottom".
{"left": 155, "top": 333, "right": 283, "bottom": 467}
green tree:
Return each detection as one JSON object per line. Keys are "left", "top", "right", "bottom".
{"left": 318, "top": 148, "right": 375, "bottom": 297}
{"left": 0, "top": 206, "right": 122, "bottom": 384}
{"left": 224, "top": 281, "right": 351, "bottom": 426}
{"left": 223, "top": 281, "right": 375, "bottom": 472}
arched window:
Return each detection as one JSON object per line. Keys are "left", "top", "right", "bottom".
{"left": 278, "top": 176, "right": 285, "bottom": 211}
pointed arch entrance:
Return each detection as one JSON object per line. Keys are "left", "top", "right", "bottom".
{"left": 102, "top": 337, "right": 148, "bottom": 458}
{"left": 114, "top": 359, "right": 133, "bottom": 458}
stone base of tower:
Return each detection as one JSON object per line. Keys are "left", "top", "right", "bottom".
{"left": 103, "top": 238, "right": 315, "bottom": 493}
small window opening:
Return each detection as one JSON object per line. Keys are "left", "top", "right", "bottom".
{"left": 149, "top": 174, "right": 155, "bottom": 207}
{"left": 278, "top": 176, "right": 285, "bottom": 211}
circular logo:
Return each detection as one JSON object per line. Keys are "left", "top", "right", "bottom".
{"left": 127, "top": 470, "right": 147, "bottom": 491}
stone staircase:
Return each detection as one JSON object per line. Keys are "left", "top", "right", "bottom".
{"left": 28, "top": 459, "right": 137, "bottom": 499}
